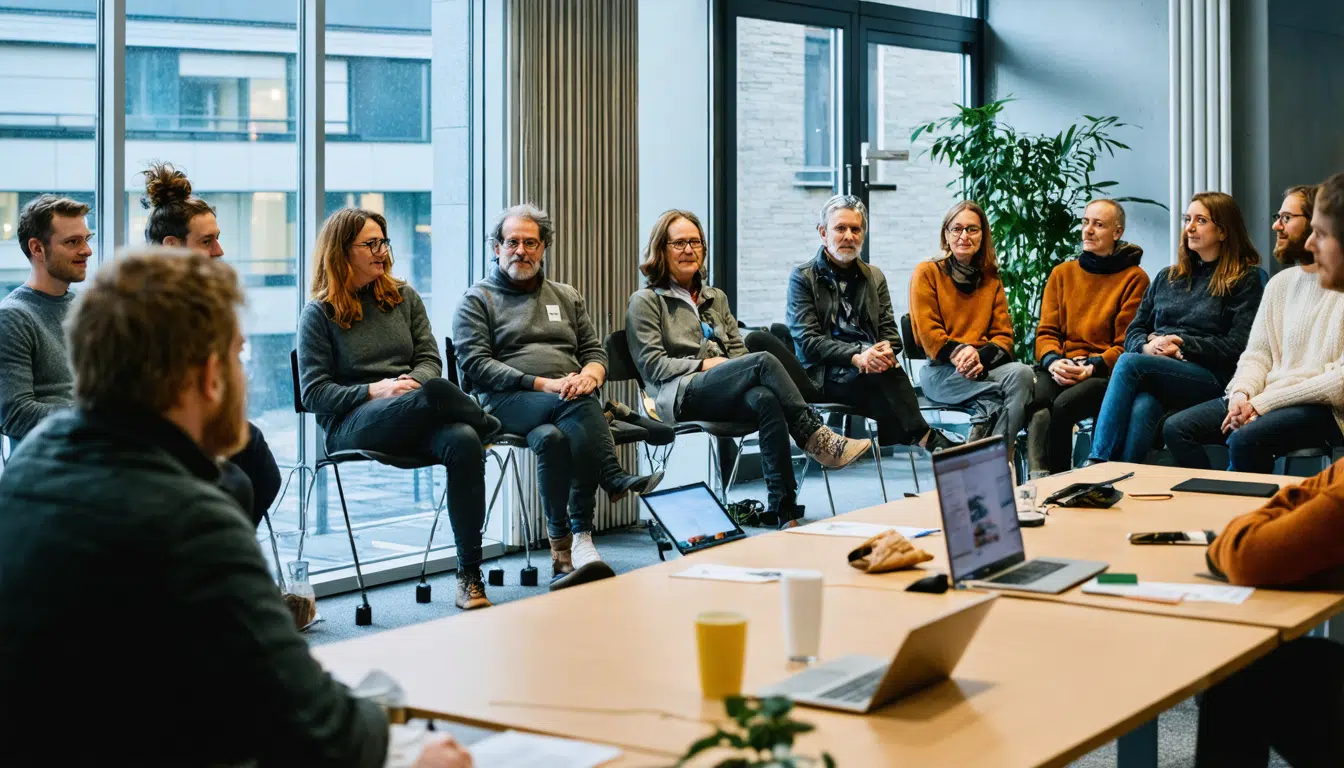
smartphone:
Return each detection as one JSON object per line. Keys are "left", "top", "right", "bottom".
{"left": 1127, "top": 530, "right": 1214, "bottom": 546}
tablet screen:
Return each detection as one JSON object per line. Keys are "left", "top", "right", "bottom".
{"left": 639, "top": 483, "right": 744, "bottom": 553}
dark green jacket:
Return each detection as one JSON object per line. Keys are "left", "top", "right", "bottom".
{"left": 0, "top": 409, "right": 388, "bottom": 767}
{"left": 786, "top": 248, "right": 902, "bottom": 390}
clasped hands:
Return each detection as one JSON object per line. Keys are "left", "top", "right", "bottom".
{"left": 1143, "top": 333, "right": 1185, "bottom": 360}
{"left": 538, "top": 370, "right": 602, "bottom": 400}
{"left": 370, "top": 374, "right": 422, "bottom": 400}
{"left": 1222, "top": 391, "right": 1259, "bottom": 434}
{"left": 852, "top": 341, "right": 898, "bottom": 374}
{"left": 1048, "top": 357, "right": 1094, "bottom": 387}
{"left": 949, "top": 344, "right": 984, "bottom": 380}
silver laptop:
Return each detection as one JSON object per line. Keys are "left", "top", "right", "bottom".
{"left": 756, "top": 594, "right": 996, "bottom": 713}
{"left": 932, "top": 436, "right": 1107, "bottom": 594}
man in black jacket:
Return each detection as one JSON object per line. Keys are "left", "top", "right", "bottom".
{"left": 785, "top": 194, "right": 956, "bottom": 453}
{"left": 0, "top": 249, "right": 467, "bottom": 768}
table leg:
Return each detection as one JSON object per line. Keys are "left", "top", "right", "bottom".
{"left": 1117, "top": 718, "right": 1158, "bottom": 768}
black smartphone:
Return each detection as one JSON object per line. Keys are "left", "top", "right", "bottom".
{"left": 1127, "top": 530, "right": 1215, "bottom": 546}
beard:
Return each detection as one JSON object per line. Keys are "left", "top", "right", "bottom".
{"left": 201, "top": 362, "right": 249, "bottom": 459}
{"left": 1275, "top": 232, "right": 1313, "bottom": 265}
{"left": 504, "top": 257, "right": 541, "bottom": 282}
{"left": 49, "top": 257, "right": 86, "bottom": 284}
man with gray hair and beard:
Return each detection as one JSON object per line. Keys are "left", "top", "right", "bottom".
{"left": 453, "top": 204, "right": 662, "bottom": 590}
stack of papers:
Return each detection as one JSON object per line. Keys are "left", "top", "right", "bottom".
{"left": 1081, "top": 578, "right": 1254, "bottom": 605}
{"left": 671, "top": 564, "right": 814, "bottom": 583}
{"left": 470, "top": 731, "right": 622, "bottom": 768}
{"left": 785, "top": 520, "right": 939, "bottom": 539}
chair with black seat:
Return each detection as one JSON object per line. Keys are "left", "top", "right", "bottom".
{"left": 899, "top": 313, "right": 984, "bottom": 430}
{"left": 289, "top": 350, "right": 445, "bottom": 626}
{"left": 764, "top": 322, "right": 893, "bottom": 508}
{"left": 604, "top": 329, "right": 757, "bottom": 503}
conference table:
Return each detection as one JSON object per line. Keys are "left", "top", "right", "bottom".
{"left": 312, "top": 462, "right": 1344, "bottom": 767}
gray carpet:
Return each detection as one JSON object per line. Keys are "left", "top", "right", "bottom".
{"left": 306, "top": 454, "right": 1285, "bottom": 768}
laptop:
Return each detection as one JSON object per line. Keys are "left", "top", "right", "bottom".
{"left": 932, "top": 436, "right": 1107, "bottom": 594}
{"left": 637, "top": 482, "right": 747, "bottom": 555}
{"left": 756, "top": 594, "right": 997, "bottom": 713}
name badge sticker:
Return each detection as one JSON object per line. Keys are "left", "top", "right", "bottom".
{"left": 546, "top": 304, "right": 562, "bottom": 322}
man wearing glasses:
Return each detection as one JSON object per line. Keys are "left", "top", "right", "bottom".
{"left": 0, "top": 195, "right": 92, "bottom": 444}
{"left": 453, "top": 204, "right": 662, "bottom": 590}
{"left": 1162, "top": 183, "right": 1344, "bottom": 473}
{"left": 785, "top": 195, "right": 958, "bottom": 455}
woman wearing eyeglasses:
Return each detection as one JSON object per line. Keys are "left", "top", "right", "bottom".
{"left": 297, "top": 207, "right": 500, "bottom": 610}
{"left": 626, "top": 209, "right": 871, "bottom": 527}
{"left": 1161, "top": 185, "right": 1344, "bottom": 473}
{"left": 1086, "top": 191, "right": 1264, "bottom": 465}
{"left": 910, "top": 201, "right": 1035, "bottom": 459}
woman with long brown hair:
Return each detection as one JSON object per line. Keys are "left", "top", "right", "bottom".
{"left": 297, "top": 207, "right": 499, "bottom": 610}
{"left": 1087, "top": 191, "right": 1264, "bottom": 464}
{"left": 625, "top": 209, "right": 870, "bottom": 527}
{"left": 910, "top": 201, "right": 1035, "bottom": 457}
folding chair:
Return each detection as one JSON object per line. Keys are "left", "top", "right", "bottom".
{"left": 289, "top": 351, "right": 444, "bottom": 626}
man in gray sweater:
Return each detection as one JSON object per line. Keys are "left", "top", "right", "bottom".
{"left": 454, "top": 205, "right": 661, "bottom": 589}
{"left": 0, "top": 195, "right": 90, "bottom": 444}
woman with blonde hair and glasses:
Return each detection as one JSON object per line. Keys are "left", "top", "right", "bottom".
{"left": 910, "top": 201, "right": 1035, "bottom": 456}
{"left": 626, "top": 209, "right": 871, "bottom": 528}
{"left": 297, "top": 208, "right": 500, "bottom": 611}
{"left": 1086, "top": 191, "right": 1264, "bottom": 464}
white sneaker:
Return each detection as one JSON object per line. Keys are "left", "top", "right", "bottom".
{"left": 572, "top": 531, "right": 601, "bottom": 569}
{"left": 549, "top": 531, "right": 614, "bottom": 591}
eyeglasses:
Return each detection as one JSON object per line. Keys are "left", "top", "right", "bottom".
{"left": 668, "top": 238, "right": 704, "bottom": 252}
{"left": 503, "top": 238, "right": 543, "bottom": 252}
{"left": 1272, "top": 212, "right": 1308, "bottom": 226}
{"left": 946, "top": 225, "right": 982, "bottom": 238}
{"left": 1181, "top": 215, "right": 1215, "bottom": 227}
{"left": 356, "top": 238, "right": 392, "bottom": 254}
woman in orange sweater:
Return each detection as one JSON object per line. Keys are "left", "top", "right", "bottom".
{"left": 911, "top": 201, "right": 1035, "bottom": 456}
{"left": 1027, "top": 200, "right": 1150, "bottom": 474}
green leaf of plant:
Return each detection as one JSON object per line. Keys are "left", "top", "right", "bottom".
{"left": 724, "top": 696, "right": 750, "bottom": 722}
{"left": 761, "top": 697, "right": 792, "bottom": 719}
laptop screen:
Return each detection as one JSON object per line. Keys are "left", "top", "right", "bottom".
{"left": 638, "top": 483, "right": 745, "bottom": 554}
{"left": 931, "top": 437, "right": 1025, "bottom": 583}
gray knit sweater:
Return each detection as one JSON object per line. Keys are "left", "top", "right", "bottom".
{"left": 297, "top": 284, "right": 441, "bottom": 432}
{"left": 0, "top": 286, "right": 76, "bottom": 439}
{"left": 452, "top": 267, "right": 605, "bottom": 393}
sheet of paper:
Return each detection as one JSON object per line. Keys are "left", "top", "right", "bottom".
{"left": 671, "top": 564, "right": 809, "bottom": 583}
{"left": 470, "top": 730, "right": 622, "bottom": 768}
{"left": 786, "top": 520, "right": 940, "bottom": 539}
{"left": 1081, "top": 579, "right": 1254, "bottom": 605}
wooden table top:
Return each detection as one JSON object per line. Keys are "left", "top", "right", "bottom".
{"left": 316, "top": 533, "right": 1278, "bottom": 768}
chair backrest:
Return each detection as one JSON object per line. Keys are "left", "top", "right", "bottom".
{"left": 289, "top": 350, "right": 308, "bottom": 414}
{"left": 604, "top": 329, "right": 645, "bottom": 387}
{"left": 442, "top": 336, "right": 465, "bottom": 390}
{"left": 1256, "top": 266, "right": 1269, "bottom": 288}
{"left": 900, "top": 314, "right": 927, "bottom": 361}
{"left": 768, "top": 322, "right": 796, "bottom": 357}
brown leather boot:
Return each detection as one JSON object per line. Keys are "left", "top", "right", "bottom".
{"left": 455, "top": 567, "right": 492, "bottom": 610}
{"left": 550, "top": 534, "right": 574, "bottom": 578}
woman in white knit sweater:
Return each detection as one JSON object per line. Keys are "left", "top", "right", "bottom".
{"left": 1164, "top": 185, "right": 1344, "bottom": 472}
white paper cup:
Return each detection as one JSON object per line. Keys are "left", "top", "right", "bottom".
{"left": 781, "top": 570, "right": 824, "bottom": 663}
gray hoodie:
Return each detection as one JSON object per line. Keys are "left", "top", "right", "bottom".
{"left": 453, "top": 266, "right": 605, "bottom": 393}
{"left": 624, "top": 283, "right": 747, "bottom": 424}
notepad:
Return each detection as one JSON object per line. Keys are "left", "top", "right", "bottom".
{"left": 470, "top": 731, "right": 622, "bottom": 768}
{"left": 786, "top": 521, "right": 940, "bottom": 539}
{"left": 671, "top": 564, "right": 812, "bottom": 583}
{"left": 1081, "top": 578, "right": 1254, "bottom": 605}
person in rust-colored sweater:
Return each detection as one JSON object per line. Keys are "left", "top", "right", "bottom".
{"left": 1195, "top": 172, "right": 1344, "bottom": 768}
{"left": 910, "top": 201, "right": 1034, "bottom": 455}
{"left": 1026, "top": 199, "right": 1150, "bottom": 474}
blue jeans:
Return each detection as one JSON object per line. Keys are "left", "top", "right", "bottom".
{"left": 485, "top": 391, "right": 622, "bottom": 539}
{"left": 1164, "top": 398, "right": 1342, "bottom": 474}
{"left": 1089, "top": 353, "right": 1224, "bottom": 463}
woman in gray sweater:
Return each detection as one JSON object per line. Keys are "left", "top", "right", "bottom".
{"left": 297, "top": 208, "right": 499, "bottom": 611}
{"left": 625, "top": 209, "right": 871, "bottom": 526}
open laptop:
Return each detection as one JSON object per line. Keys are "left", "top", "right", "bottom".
{"left": 637, "top": 482, "right": 747, "bottom": 555}
{"left": 932, "top": 436, "right": 1107, "bottom": 594}
{"left": 756, "top": 594, "right": 997, "bottom": 713}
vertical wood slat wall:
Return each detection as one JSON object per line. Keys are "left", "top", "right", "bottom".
{"left": 507, "top": 0, "right": 640, "bottom": 544}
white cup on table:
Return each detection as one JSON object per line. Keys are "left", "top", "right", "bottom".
{"left": 781, "top": 570, "right": 824, "bottom": 663}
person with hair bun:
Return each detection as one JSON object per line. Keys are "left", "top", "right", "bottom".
{"left": 141, "top": 161, "right": 281, "bottom": 529}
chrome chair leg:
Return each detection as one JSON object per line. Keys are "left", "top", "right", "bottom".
{"left": 868, "top": 418, "right": 889, "bottom": 502}
{"left": 821, "top": 466, "right": 836, "bottom": 516}
{"left": 330, "top": 464, "right": 372, "bottom": 626}
{"left": 723, "top": 437, "right": 745, "bottom": 501}
{"left": 509, "top": 448, "right": 538, "bottom": 586}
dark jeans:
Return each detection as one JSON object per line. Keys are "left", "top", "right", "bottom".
{"left": 1164, "top": 398, "right": 1343, "bottom": 474}
{"left": 822, "top": 368, "right": 930, "bottom": 446}
{"left": 486, "top": 391, "right": 620, "bottom": 539}
{"left": 325, "top": 379, "right": 488, "bottom": 568}
{"left": 1089, "top": 353, "right": 1224, "bottom": 463}
{"left": 678, "top": 352, "right": 822, "bottom": 518}
{"left": 1030, "top": 375, "right": 1109, "bottom": 474}
{"left": 225, "top": 422, "right": 281, "bottom": 528}
{"left": 1196, "top": 638, "right": 1344, "bottom": 768}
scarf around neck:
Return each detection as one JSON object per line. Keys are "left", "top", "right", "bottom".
{"left": 942, "top": 255, "right": 982, "bottom": 293}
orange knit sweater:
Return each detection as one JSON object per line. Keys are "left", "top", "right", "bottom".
{"left": 1034, "top": 260, "right": 1150, "bottom": 374}
{"left": 910, "top": 258, "right": 1014, "bottom": 362}
{"left": 1207, "top": 459, "right": 1344, "bottom": 586}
